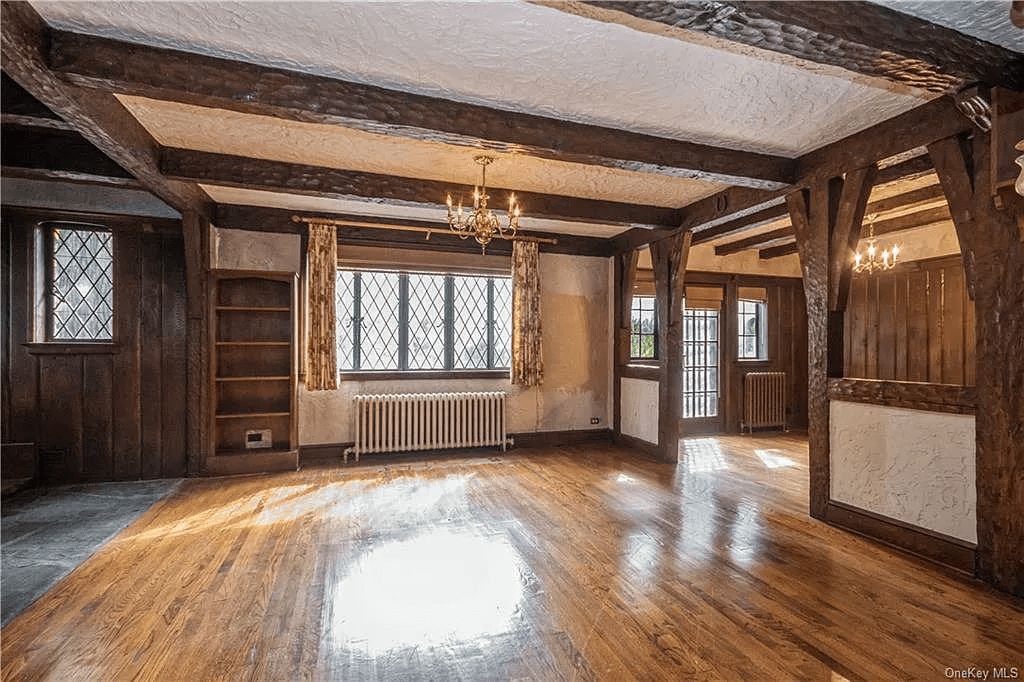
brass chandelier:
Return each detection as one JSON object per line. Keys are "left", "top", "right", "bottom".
{"left": 853, "top": 214, "right": 900, "bottom": 274}
{"left": 446, "top": 156, "right": 520, "bottom": 253}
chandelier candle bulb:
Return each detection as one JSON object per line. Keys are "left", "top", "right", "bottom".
{"left": 447, "top": 156, "right": 521, "bottom": 253}
{"left": 853, "top": 213, "right": 902, "bottom": 275}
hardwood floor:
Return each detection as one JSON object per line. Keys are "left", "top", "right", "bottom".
{"left": 3, "top": 435, "right": 1022, "bottom": 680}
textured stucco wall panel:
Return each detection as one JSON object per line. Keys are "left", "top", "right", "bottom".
{"left": 620, "top": 378, "right": 659, "bottom": 444}
{"left": 830, "top": 400, "right": 976, "bottom": 543}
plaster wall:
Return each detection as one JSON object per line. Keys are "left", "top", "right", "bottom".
{"left": 297, "top": 251, "right": 611, "bottom": 444}
{"left": 620, "top": 378, "right": 659, "bottom": 444}
{"left": 830, "top": 400, "right": 976, "bottom": 543}
{"left": 686, "top": 242, "right": 803, "bottom": 277}
{"left": 212, "top": 226, "right": 302, "bottom": 273}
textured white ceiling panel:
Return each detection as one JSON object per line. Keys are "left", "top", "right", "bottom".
{"left": 202, "top": 185, "right": 630, "bottom": 239}
{"left": 118, "top": 95, "right": 725, "bottom": 208}
{"left": 871, "top": 1, "right": 1024, "bottom": 51}
{"left": 34, "top": 1, "right": 927, "bottom": 156}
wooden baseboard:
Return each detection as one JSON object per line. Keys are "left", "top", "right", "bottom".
{"left": 300, "top": 443, "right": 352, "bottom": 462}
{"left": 614, "top": 432, "right": 659, "bottom": 459}
{"left": 825, "top": 500, "right": 976, "bottom": 574}
{"left": 1, "top": 442, "right": 38, "bottom": 480}
{"left": 510, "top": 428, "right": 613, "bottom": 449}
{"left": 299, "top": 429, "right": 614, "bottom": 464}
{"left": 202, "top": 450, "right": 299, "bottom": 476}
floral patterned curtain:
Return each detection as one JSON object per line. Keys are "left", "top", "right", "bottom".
{"left": 305, "top": 222, "right": 338, "bottom": 391}
{"left": 511, "top": 240, "right": 543, "bottom": 387}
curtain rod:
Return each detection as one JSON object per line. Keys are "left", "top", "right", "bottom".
{"left": 290, "top": 215, "right": 558, "bottom": 245}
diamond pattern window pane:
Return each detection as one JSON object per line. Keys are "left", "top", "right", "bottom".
{"left": 492, "top": 278, "right": 512, "bottom": 368}
{"left": 359, "top": 271, "right": 401, "bottom": 370}
{"left": 336, "top": 270, "right": 356, "bottom": 370}
{"left": 334, "top": 270, "right": 511, "bottom": 373}
{"left": 407, "top": 274, "right": 446, "bottom": 370}
{"left": 50, "top": 227, "right": 113, "bottom": 340}
{"left": 452, "top": 275, "right": 489, "bottom": 369}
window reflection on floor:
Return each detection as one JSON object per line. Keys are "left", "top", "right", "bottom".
{"left": 754, "top": 449, "right": 797, "bottom": 469}
{"left": 679, "top": 438, "right": 729, "bottom": 473}
{"left": 328, "top": 529, "right": 526, "bottom": 655}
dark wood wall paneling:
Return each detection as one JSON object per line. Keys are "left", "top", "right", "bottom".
{"left": 843, "top": 256, "right": 974, "bottom": 385}
{"left": 652, "top": 271, "right": 808, "bottom": 435}
{"left": 717, "top": 276, "right": 808, "bottom": 433}
{"left": 2, "top": 208, "right": 188, "bottom": 483}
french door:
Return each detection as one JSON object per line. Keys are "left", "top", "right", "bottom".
{"left": 682, "top": 302, "right": 721, "bottom": 430}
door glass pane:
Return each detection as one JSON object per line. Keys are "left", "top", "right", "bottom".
{"left": 682, "top": 307, "right": 719, "bottom": 418}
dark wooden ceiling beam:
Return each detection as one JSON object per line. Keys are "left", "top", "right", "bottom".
{"left": 163, "top": 148, "right": 678, "bottom": 228}
{"left": 798, "top": 96, "right": 972, "bottom": 184}
{"left": 691, "top": 204, "right": 789, "bottom": 245}
{"left": 215, "top": 205, "right": 614, "bottom": 257}
{"left": 1, "top": 70, "right": 60, "bottom": 120}
{"left": 578, "top": 1, "right": 1023, "bottom": 93}
{"left": 714, "top": 226, "right": 794, "bottom": 256}
{"left": 760, "top": 203, "right": 953, "bottom": 260}
{"left": 2, "top": 113, "right": 75, "bottom": 131}
{"left": 874, "top": 154, "right": 935, "bottom": 188}
{"left": 865, "top": 183, "right": 946, "bottom": 216}
{"left": 48, "top": 29, "right": 794, "bottom": 189}
{"left": 730, "top": 2, "right": 1024, "bottom": 91}
{"left": 759, "top": 241, "right": 799, "bottom": 260}
{"left": 714, "top": 180, "right": 945, "bottom": 256}
{"left": 615, "top": 156, "right": 936, "bottom": 254}
{"left": 3, "top": 124, "right": 135, "bottom": 180}
{"left": 869, "top": 205, "right": 952, "bottom": 237}
{"left": 1, "top": 2, "right": 211, "bottom": 217}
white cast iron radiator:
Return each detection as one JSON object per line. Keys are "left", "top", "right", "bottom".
{"left": 742, "top": 372, "right": 787, "bottom": 433}
{"left": 343, "top": 392, "right": 511, "bottom": 462}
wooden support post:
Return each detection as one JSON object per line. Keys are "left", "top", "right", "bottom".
{"left": 183, "top": 211, "right": 211, "bottom": 475}
{"left": 650, "top": 231, "right": 691, "bottom": 462}
{"left": 929, "top": 131, "right": 1024, "bottom": 598}
{"left": 613, "top": 250, "right": 640, "bottom": 438}
{"left": 829, "top": 165, "right": 879, "bottom": 313}
{"left": 788, "top": 184, "right": 829, "bottom": 519}
{"left": 790, "top": 164, "right": 876, "bottom": 520}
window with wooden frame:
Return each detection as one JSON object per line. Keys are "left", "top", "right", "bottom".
{"left": 38, "top": 222, "right": 114, "bottom": 342}
{"left": 629, "top": 295, "right": 657, "bottom": 360}
{"left": 737, "top": 297, "right": 768, "bottom": 361}
{"left": 335, "top": 269, "right": 511, "bottom": 373}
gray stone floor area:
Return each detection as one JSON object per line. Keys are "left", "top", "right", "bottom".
{"left": 2, "top": 479, "right": 179, "bottom": 626}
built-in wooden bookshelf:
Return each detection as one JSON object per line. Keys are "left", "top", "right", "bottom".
{"left": 208, "top": 271, "right": 299, "bottom": 475}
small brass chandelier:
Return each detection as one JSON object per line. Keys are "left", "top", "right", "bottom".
{"left": 446, "top": 155, "right": 520, "bottom": 253}
{"left": 853, "top": 214, "right": 900, "bottom": 274}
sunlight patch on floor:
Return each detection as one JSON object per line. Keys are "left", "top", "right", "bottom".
{"left": 328, "top": 528, "right": 526, "bottom": 655}
{"left": 679, "top": 438, "right": 729, "bottom": 473}
{"left": 754, "top": 449, "right": 797, "bottom": 469}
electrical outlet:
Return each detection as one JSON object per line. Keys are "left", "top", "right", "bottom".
{"left": 590, "top": 417, "right": 600, "bottom": 425}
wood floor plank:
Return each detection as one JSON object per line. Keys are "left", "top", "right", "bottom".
{"left": 3, "top": 436, "right": 1023, "bottom": 681}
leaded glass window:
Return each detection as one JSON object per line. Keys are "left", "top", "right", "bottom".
{"left": 48, "top": 225, "right": 113, "bottom": 341}
{"left": 336, "top": 269, "right": 511, "bottom": 372}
